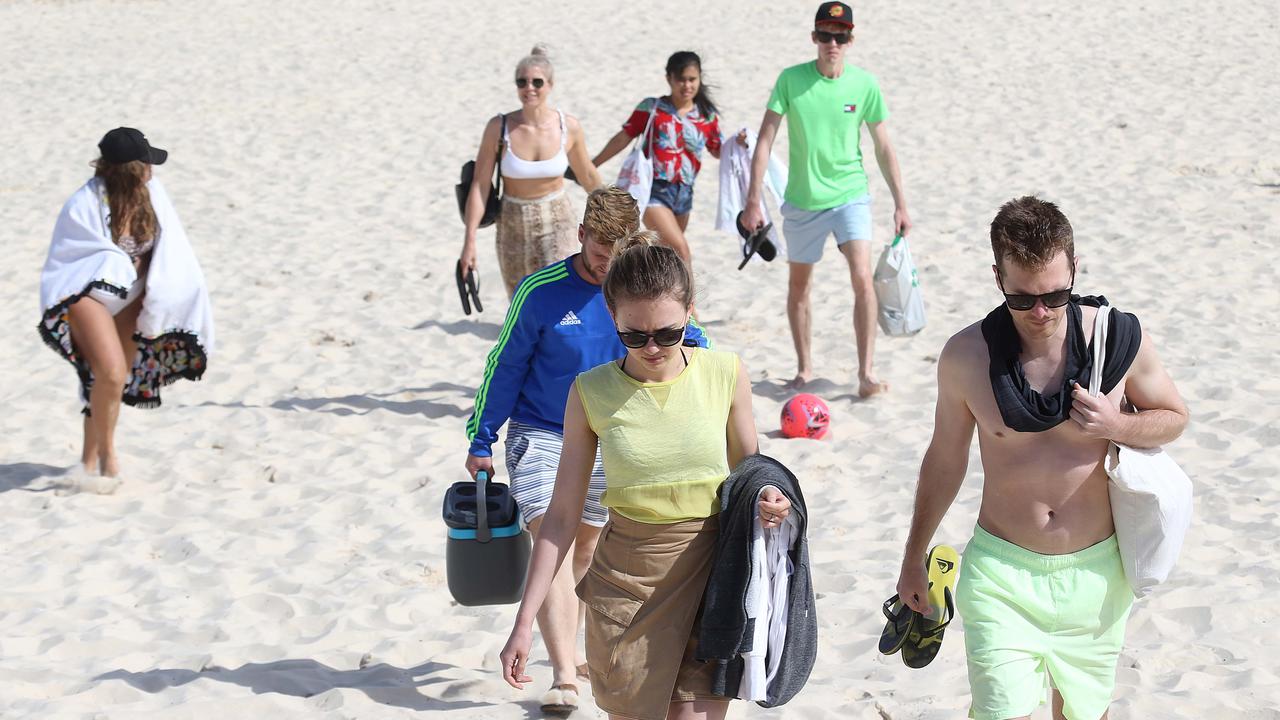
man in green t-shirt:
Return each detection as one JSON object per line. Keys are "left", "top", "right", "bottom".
{"left": 742, "top": 1, "right": 912, "bottom": 396}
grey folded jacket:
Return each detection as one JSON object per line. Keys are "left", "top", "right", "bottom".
{"left": 696, "top": 453, "right": 815, "bottom": 707}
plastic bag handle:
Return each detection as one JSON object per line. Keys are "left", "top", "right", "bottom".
{"left": 475, "top": 470, "right": 492, "bottom": 543}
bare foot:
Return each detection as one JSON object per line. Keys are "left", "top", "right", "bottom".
{"left": 785, "top": 372, "right": 811, "bottom": 390}
{"left": 57, "top": 467, "right": 121, "bottom": 495}
{"left": 858, "top": 376, "right": 889, "bottom": 398}
{"left": 79, "top": 473, "right": 122, "bottom": 495}
{"left": 99, "top": 455, "right": 121, "bottom": 479}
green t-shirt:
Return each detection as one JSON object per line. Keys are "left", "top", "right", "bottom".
{"left": 766, "top": 61, "right": 889, "bottom": 210}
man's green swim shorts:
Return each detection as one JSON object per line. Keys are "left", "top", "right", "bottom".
{"left": 956, "top": 524, "right": 1134, "bottom": 720}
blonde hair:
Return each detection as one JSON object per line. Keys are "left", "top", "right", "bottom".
{"left": 581, "top": 186, "right": 640, "bottom": 244}
{"left": 603, "top": 231, "right": 694, "bottom": 311}
{"left": 515, "top": 44, "right": 554, "bottom": 83}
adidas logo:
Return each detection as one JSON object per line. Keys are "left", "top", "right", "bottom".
{"left": 558, "top": 311, "right": 582, "bottom": 326}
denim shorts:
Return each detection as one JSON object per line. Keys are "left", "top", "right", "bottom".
{"left": 780, "top": 193, "right": 872, "bottom": 264}
{"left": 648, "top": 179, "right": 694, "bottom": 216}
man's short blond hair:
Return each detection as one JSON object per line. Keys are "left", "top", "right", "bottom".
{"left": 582, "top": 186, "right": 640, "bottom": 244}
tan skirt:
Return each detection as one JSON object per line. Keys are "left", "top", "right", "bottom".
{"left": 495, "top": 189, "right": 578, "bottom": 297}
{"left": 576, "top": 512, "right": 726, "bottom": 720}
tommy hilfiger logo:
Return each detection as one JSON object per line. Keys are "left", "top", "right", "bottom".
{"left": 843, "top": 103, "right": 858, "bottom": 113}
{"left": 559, "top": 311, "right": 582, "bottom": 326}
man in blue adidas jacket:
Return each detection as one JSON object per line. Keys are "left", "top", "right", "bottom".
{"left": 463, "top": 186, "right": 709, "bottom": 701}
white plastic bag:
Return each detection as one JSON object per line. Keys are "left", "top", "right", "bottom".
{"left": 616, "top": 100, "right": 657, "bottom": 209}
{"left": 872, "top": 234, "right": 925, "bottom": 336}
{"left": 1089, "top": 305, "right": 1193, "bottom": 597}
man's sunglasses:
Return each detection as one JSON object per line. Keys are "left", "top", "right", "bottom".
{"left": 515, "top": 77, "right": 546, "bottom": 89}
{"left": 616, "top": 325, "right": 686, "bottom": 349}
{"left": 814, "top": 30, "right": 852, "bottom": 45}
{"left": 998, "top": 271, "right": 1074, "bottom": 311}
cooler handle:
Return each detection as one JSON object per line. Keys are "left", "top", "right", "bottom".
{"left": 475, "top": 470, "right": 492, "bottom": 543}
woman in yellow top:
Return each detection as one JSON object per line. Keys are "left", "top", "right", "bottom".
{"left": 500, "top": 232, "right": 792, "bottom": 720}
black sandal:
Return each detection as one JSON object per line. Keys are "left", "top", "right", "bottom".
{"left": 878, "top": 593, "right": 918, "bottom": 655}
{"left": 735, "top": 211, "right": 778, "bottom": 270}
{"left": 455, "top": 260, "right": 484, "bottom": 315}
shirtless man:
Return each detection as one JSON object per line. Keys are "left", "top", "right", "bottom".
{"left": 896, "top": 196, "right": 1189, "bottom": 720}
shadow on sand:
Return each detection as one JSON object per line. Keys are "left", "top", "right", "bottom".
{"left": 94, "top": 659, "right": 491, "bottom": 712}
{"left": 412, "top": 319, "right": 502, "bottom": 342}
{"left": 199, "top": 383, "right": 476, "bottom": 419}
{"left": 0, "top": 462, "right": 68, "bottom": 494}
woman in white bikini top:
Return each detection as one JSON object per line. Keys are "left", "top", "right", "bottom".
{"left": 459, "top": 45, "right": 602, "bottom": 287}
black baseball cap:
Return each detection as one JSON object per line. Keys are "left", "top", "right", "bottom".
{"left": 815, "top": 1, "right": 854, "bottom": 28}
{"left": 98, "top": 127, "right": 168, "bottom": 165}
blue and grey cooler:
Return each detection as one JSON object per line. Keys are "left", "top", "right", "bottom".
{"left": 442, "top": 471, "right": 531, "bottom": 606}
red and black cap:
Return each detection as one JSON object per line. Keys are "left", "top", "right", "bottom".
{"left": 98, "top": 127, "right": 168, "bottom": 165}
{"left": 815, "top": 1, "right": 854, "bottom": 28}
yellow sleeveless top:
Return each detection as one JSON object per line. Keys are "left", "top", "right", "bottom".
{"left": 576, "top": 348, "right": 738, "bottom": 523}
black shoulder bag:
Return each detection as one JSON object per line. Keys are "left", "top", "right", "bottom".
{"left": 455, "top": 113, "right": 505, "bottom": 228}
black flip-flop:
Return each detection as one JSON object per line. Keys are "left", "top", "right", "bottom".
{"left": 900, "top": 585, "right": 956, "bottom": 669}
{"left": 735, "top": 211, "right": 777, "bottom": 270}
{"left": 878, "top": 593, "right": 918, "bottom": 655}
{"left": 455, "top": 260, "right": 483, "bottom": 315}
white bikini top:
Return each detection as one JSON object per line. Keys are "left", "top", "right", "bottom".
{"left": 500, "top": 110, "right": 570, "bottom": 180}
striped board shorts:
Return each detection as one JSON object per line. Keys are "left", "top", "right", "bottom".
{"left": 505, "top": 420, "right": 608, "bottom": 527}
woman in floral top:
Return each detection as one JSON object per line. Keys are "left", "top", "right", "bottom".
{"left": 594, "top": 52, "right": 738, "bottom": 272}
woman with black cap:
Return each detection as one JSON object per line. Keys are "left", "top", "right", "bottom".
{"left": 38, "top": 127, "right": 215, "bottom": 493}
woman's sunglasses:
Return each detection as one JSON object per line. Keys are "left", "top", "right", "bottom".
{"left": 814, "top": 31, "right": 852, "bottom": 45}
{"left": 998, "top": 271, "right": 1074, "bottom": 311}
{"left": 515, "top": 77, "right": 546, "bottom": 89}
{"left": 617, "top": 325, "right": 686, "bottom": 349}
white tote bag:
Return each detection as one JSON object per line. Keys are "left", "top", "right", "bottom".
{"left": 872, "top": 234, "right": 926, "bottom": 336}
{"left": 616, "top": 100, "right": 658, "bottom": 209}
{"left": 1089, "top": 304, "right": 1192, "bottom": 597}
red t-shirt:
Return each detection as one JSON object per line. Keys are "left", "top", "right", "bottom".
{"left": 622, "top": 96, "right": 721, "bottom": 185}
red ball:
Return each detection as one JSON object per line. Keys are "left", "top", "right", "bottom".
{"left": 780, "top": 393, "right": 831, "bottom": 439}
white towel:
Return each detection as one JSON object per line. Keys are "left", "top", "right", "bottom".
{"left": 739, "top": 485, "right": 798, "bottom": 701}
{"left": 38, "top": 176, "right": 214, "bottom": 408}
{"left": 715, "top": 127, "right": 788, "bottom": 259}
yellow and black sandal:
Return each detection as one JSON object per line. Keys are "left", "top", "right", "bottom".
{"left": 900, "top": 544, "right": 960, "bottom": 669}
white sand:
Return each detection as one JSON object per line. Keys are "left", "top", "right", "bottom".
{"left": 2, "top": 0, "right": 1278, "bottom": 717}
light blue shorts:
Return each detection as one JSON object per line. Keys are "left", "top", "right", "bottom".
{"left": 780, "top": 194, "right": 872, "bottom": 264}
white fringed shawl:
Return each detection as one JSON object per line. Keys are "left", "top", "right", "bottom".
{"left": 38, "top": 176, "right": 214, "bottom": 408}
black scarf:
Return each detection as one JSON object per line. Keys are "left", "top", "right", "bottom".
{"left": 981, "top": 295, "right": 1141, "bottom": 433}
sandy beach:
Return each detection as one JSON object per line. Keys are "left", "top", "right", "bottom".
{"left": 2, "top": 0, "right": 1279, "bottom": 717}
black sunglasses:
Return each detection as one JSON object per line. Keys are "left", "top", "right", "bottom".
{"left": 616, "top": 325, "right": 686, "bottom": 349}
{"left": 515, "top": 77, "right": 546, "bottom": 89}
{"left": 814, "top": 30, "right": 852, "bottom": 45}
{"left": 998, "top": 271, "right": 1074, "bottom": 311}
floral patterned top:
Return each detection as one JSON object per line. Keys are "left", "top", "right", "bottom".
{"left": 622, "top": 96, "right": 722, "bottom": 186}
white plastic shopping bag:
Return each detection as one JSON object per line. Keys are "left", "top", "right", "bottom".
{"left": 616, "top": 101, "right": 657, "bottom": 209}
{"left": 1089, "top": 304, "right": 1193, "bottom": 597}
{"left": 873, "top": 234, "right": 926, "bottom": 336}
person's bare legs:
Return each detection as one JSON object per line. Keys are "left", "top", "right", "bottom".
{"left": 67, "top": 297, "right": 132, "bottom": 481}
{"left": 1050, "top": 688, "right": 1105, "bottom": 720}
{"left": 836, "top": 240, "right": 887, "bottom": 397}
{"left": 642, "top": 206, "right": 693, "bottom": 269}
{"left": 571, "top": 522, "right": 602, "bottom": 678}
{"left": 666, "top": 699, "right": 730, "bottom": 720}
{"left": 786, "top": 262, "right": 816, "bottom": 388}
{"left": 525, "top": 515, "right": 588, "bottom": 689}
{"left": 80, "top": 415, "right": 100, "bottom": 474}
